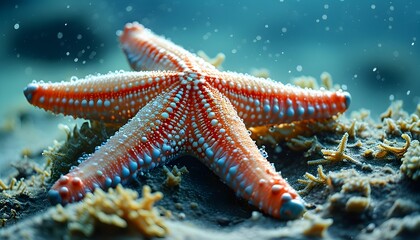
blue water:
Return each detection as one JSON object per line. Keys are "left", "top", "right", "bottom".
{"left": 0, "top": 0, "right": 419, "bottom": 121}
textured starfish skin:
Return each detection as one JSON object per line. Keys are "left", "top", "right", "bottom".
{"left": 23, "top": 22, "right": 351, "bottom": 220}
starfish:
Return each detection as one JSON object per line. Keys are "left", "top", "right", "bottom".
{"left": 23, "top": 22, "right": 351, "bottom": 220}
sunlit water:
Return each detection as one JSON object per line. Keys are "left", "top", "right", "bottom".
{"left": 1, "top": 0, "right": 419, "bottom": 123}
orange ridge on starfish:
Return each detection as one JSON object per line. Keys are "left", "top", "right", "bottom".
{"left": 23, "top": 22, "right": 351, "bottom": 220}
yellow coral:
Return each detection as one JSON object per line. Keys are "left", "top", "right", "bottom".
{"left": 308, "top": 133, "right": 361, "bottom": 165}
{"left": 416, "top": 103, "right": 420, "bottom": 116}
{"left": 302, "top": 213, "right": 333, "bottom": 237}
{"left": 345, "top": 196, "right": 370, "bottom": 214}
{"left": 379, "top": 100, "right": 408, "bottom": 121}
{"left": 375, "top": 133, "right": 411, "bottom": 159}
{"left": 286, "top": 136, "right": 318, "bottom": 151}
{"left": 383, "top": 118, "right": 402, "bottom": 136}
{"left": 0, "top": 178, "right": 27, "bottom": 194}
{"left": 197, "top": 50, "right": 225, "bottom": 69}
{"left": 378, "top": 101, "right": 420, "bottom": 137}
{"left": 250, "top": 68, "right": 270, "bottom": 78}
{"left": 342, "top": 178, "right": 371, "bottom": 197}
{"left": 400, "top": 140, "right": 420, "bottom": 180}
{"left": 163, "top": 165, "right": 189, "bottom": 187}
{"left": 298, "top": 165, "right": 329, "bottom": 195}
{"left": 320, "top": 72, "right": 333, "bottom": 90}
{"left": 0, "top": 159, "right": 49, "bottom": 196}
{"left": 397, "top": 114, "right": 420, "bottom": 136}
{"left": 292, "top": 76, "right": 318, "bottom": 89}
{"left": 250, "top": 118, "right": 338, "bottom": 147}
{"left": 291, "top": 72, "right": 339, "bottom": 90}
{"left": 328, "top": 170, "right": 372, "bottom": 215}
{"left": 53, "top": 185, "right": 168, "bottom": 238}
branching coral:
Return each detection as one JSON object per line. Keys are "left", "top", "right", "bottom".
{"left": 292, "top": 76, "right": 319, "bottom": 89}
{"left": 250, "top": 119, "right": 338, "bottom": 147}
{"left": 163, "top": 165, "right": 189, "bottom": 187}
{"left": 375, "top": 133, "right": 411, "bottom": 159}
{"left": 379, "top": 100, "right": 420, "bottom": 138}
{"left": 291, "top": 72, "right": 339, "bottom": 90}
{"left": 308, "top": 133, "right": 361, "bottom": 165}
{"left": 197, "top": 51, "right": 225, "bottom": 69}
{"left": 249, "top": 73, "right": 351, "bottom": 147}
{"left": 397, "top": 114, "right": 420, "bottom": 137}
{"left": 53, "top": 185, "right": 168, "bottom": 238}
{"left": 301, "top": 213, "right": 333, "bottom": 237}
{"left": 379, "top": 100, "right": 408, "bottom": 121}
{"left": 328, "top": 169, "right": 372, "bottom": 215}
{"left": 0, "top": 156, "right": 52, "bottom": 227}
{"left": 320, "top": 72, "right": 334, "bottom": 90}
{"left": 287, "top": 135, "right": 318, "bottom": 151}
{"left": 0, "top": 178, "right": 27, "bottom": 195}
{"left": 298, "top": 165, "right": 329, "bottom": 195}
{"left": 250, "top": 68, "right": 270, "bottom": 78}
{"left": 400, "top": 139, "right": 420, "bottom": 180}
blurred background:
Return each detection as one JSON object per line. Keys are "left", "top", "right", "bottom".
{"left": 0, "top": 0, "right": 419, "bottom": 124}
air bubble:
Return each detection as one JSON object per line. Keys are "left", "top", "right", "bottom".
{"left": 259, "top": 146, "right": 268, "bottom": 158}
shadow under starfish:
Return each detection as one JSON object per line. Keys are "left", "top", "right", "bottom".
{"left": 23, "top": 22, "right": 351, "bottom": 220}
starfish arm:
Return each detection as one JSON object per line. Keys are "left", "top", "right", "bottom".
{"left": 120, "top": 22, "right": 217, "bottom": 74}
{"left": 23, "top": 71, "right": 181, "bottom": 123}
{"left": 188, "top": 82, "right": 305, "bottom": 219}
{"left": 210, "top": 71, "right": 351, "bottom": 128}
{"left": 48, "top": 83, "right": 190, "bottom": 204}
{"left": 22, "top": 22, "right": 356, "bottom": 220}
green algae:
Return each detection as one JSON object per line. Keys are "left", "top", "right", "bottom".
{"left": 44, "top": 121, "right": 118, "bottom": 183}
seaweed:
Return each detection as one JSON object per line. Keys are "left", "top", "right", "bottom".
{"left": 43, "top": 121, "right": 119, "bottom": 182}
